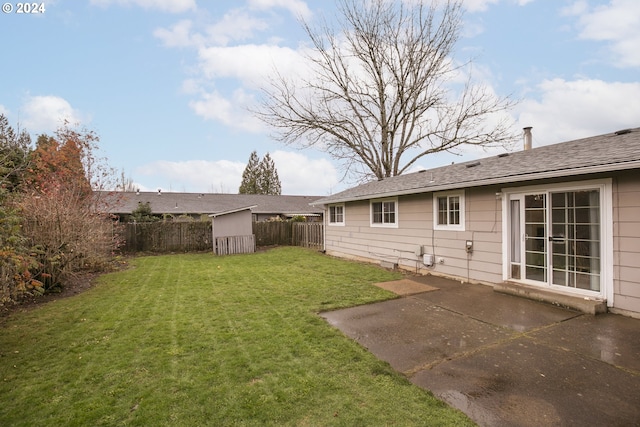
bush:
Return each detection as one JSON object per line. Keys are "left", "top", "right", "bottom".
{"left": 0, "top": 191, "right": 42, "bottom": 305}
{"left": 0, "top": 249, "right": 43, "bottom": 305}
{"left": 18, "top": 187, "right": 119, "bottom": 290}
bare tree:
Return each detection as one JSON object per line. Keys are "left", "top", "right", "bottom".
{"left": 116, "top": 170, "right": 138, "bottom": 192}
{"left": 256, "top": 0, "right": 517, "bottom": 180}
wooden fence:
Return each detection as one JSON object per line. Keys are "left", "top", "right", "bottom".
{"left": 292, "top": 222, "right": 323, "bottom": 249}
{"left": 215, "top": 235, "right": 255, "bottom": 255}
{"left": 253, "top": 221, "right": 292, "bottom": 247}
{"left": 121, "top": 221, "right": 323, "bottom": 253}
{"left": 253, "top": 222, "right": 324, "bottom": 250}
{"left": 121, "top": 221, "right": 212, "bottom": 253}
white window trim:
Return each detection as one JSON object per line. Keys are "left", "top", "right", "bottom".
{"left": 328, "top": 204, "right": 345, "bottom": 226}
{"left": 500, "top": 178, "right": 613, "bottom": 304}
{"left": 433, "top": 190, "right": 465, "bottom": 231}
{"left": 370, "top": 198, "right": 398, "bottom": 228}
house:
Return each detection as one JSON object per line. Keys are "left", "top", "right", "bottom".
{"left": 312, "top": 127, "right": 640, "bottom": 318}
{"left": 100, "top": 191, "right": 324, "bottom": 222}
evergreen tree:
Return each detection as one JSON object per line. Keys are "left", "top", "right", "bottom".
{"left": 131, "top": 201, "right": 158, "bottom": 222}
{"left": 0, "top": 114, "right": 31, "bottom": 193}
{"left": 238, "top": 151, "right": 260, "bottom": 194}
{"left": 258, "top": 153, "right": 281, "bottom": 195}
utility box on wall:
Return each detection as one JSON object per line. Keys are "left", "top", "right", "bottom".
{"left": 423, "top": 254, "right": 434, "bottom": 266}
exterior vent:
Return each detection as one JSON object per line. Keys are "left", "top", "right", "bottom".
{"left": 615, "top": 129, "right": 632, "bottom": 136}
{"left": 465, "top": 161, "right": 481, "bottom": 168}
{"left": 497, "top": 153, "right": 509, "bottom": 158}
{"left": 523, "top": 127, "right": 533, "bottom": 150}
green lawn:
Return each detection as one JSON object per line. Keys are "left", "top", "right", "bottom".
{"left": 0, "top": 247, "right": 474, "bottom": 426}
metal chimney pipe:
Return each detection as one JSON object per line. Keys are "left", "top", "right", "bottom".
{"left": 523, "top": 127, "right": 533, "bottom": 150}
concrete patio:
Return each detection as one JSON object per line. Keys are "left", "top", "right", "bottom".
{"left": 321, "top": 275, "right": 640, "bottom": 426}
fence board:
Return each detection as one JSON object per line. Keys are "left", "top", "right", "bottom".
{"left": 215, "top": 235, "right": 256, "bottom": 255}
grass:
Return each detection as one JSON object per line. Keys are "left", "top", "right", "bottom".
{"left": 0, "top": 247, "right": 474, "bottom": 426}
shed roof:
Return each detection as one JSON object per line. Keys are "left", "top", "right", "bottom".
{"left": 208, "top": 205, "right": 257, "bottom": 218}
{"left": 314, "top": 127, "right": 640, "bottom": 205}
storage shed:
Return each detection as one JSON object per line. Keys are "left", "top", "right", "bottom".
{"left": 209, "top": 205, "right": 256, "bottom": 255}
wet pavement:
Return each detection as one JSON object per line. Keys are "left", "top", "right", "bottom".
{"left": 321, "top": 276, "right": 640, "bottom": 426}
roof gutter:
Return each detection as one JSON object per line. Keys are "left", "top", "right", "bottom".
{"left": 312, "top": 160, "right": 640, "bottom": 206}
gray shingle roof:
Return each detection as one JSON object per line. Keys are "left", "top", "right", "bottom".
{"left": 314, "top": 127, "right": 640, "bottom": 205}
{"left": 100, "top": 192, "right": 324, "bottom": 216}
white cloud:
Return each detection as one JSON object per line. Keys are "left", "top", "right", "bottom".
{"left": 90, "top": 0, "right": 196, "bottom": 13}
{"left": 571, "top": 0, "right": 640, "bottom": 68}
{"left": 153, "top": 19, "right": 201, "bottom": 48}
{"left": 462, "top": 0, "right": 533, "bottom": 13}
{"left": 154, "top": 11, "right": 269, "bottom": 48}
{"left": 462, "top": 0, "right": 500, "bottom": 13}
{"left": 515, "top": 78, "right": 640, "bottom": 145}
{"left": 135, "top": 159, "right": 245, "bottom": 193}
{"left": 197, "top": 44, "right": 302, "bottom": 86}
{"left": 270, "top": 151, "right": 341, "bottom": 195}
{"left": 133, "top": 151, "right": 340, "bottom": 195}
{"left": 188, "top": 88, "right": 264, "bottom": 133}
{"left": 185, "top": 43, "right": 308, "bottom": 131}
{"left": 153, "top": 2, "right": 314, "bottom": 133}
{"left": 204, "top": 9, "right": 269, "bottom": 46}
{"left": 561, "top": 1, "right": 589, "bottom": 16}
{"left": 21, "top": 95, "right": 86, "bottom": 134}
{"left": 248, "top": 0, "right": 312, "bottom": 20}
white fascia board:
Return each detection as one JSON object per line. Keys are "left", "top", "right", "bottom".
{"left": 208, "top": 205, "right": 258, "bottom": 218}
{"left": 317, "top": 161, "right": 640, "bottom": 204}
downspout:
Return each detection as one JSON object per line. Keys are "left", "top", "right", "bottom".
{"left": 322, "top": 205, "right": 327, "bottom": 253}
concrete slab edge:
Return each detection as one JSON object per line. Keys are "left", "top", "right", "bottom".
{"left": 494, "top": 282, "right": 607, "bottom": 315}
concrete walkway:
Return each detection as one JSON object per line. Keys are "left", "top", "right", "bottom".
{"left": 321, "top": 276, "right": 640, "bottom": 426}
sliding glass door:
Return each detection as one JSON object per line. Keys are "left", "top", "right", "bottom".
{"left": 507, "top": 186, "right": 602, "bottom": 294}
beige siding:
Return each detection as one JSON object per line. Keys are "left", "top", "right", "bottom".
{"left": 325, "top": 187, "right": 503, "bottom": 284}
{"left": 613, "top": 172, "right": 640, "bottom": 314}
{"left": 326, "top": 171, "right": 640, "bottom": 316}
{"left": 212, "top": 210, "right": 253, "bottom": 238}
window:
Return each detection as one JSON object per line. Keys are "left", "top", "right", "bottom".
{"left": 433, "top": 191, "right": 465, "bottom": 230}
{"left": 370, "top": 199, "right": 397, "bottom": 227}
{"left": 328, "top": 204, "right": 345, "bottom": 226}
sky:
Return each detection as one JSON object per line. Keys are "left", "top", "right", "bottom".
{"left": 1, "top": 0, "right": 639, "bottom": 196}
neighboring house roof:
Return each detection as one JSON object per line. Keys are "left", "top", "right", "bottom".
{"left": 100, "top": 192, "right": 324, "bottom": 217}
{"left": 314, "top": 127, "right": 640, "bottom": 205}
